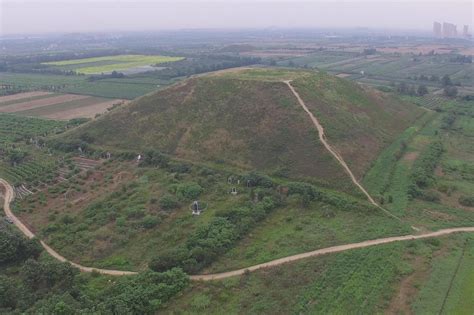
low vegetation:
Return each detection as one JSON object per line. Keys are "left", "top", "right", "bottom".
{"left": 0, "top": 223, "right": 188, "bottom": 314}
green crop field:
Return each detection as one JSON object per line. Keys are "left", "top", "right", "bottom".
{"left": 413, "top": 235, "right": 474, "bottom": 314}
{"left": 44, "top": 55, "right": 184, "bottom": 74}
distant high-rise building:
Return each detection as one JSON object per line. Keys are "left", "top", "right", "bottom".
{"left": 433, "top": 22, "right": 442, "bottom": 37}
{"left": 443, "top": 22, "right": 457, "bottom": 38}
{"left": 463, "top": 25, "right": 471, "bottom": 38}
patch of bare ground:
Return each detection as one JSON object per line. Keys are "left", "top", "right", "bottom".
{"left": 44, "top": 99, "right": 128, "bottom": 120}
{"left": 0, "top": 91, "right": 53, "bottom": 103}
{"left": 387, "top": 238, "right": 453, "bottom": 314}
{"left": 336, "top": 73, "right": 351, "bottom": 78}
{"left": 0, "top": 94, "right": 89, "bottom": 113}
{"left": 423, "top": 208, "right": 457, "bottom": 221}
{"left": 387, "top": 255, "right": 427, "bottom": 315}
{"left": 438, "top": 191, "right": 474, "bottom": 212}
{"left": 434, "top": 165, "right": 444, "bottom": 177}
{"left": 403, "top": 152, "right": 419, "bottom": 162}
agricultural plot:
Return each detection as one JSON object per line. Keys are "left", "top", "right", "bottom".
{"left": 0, "top": 91, "right": 127, "bottom": 119}
{"left": 363, "top": 96, "right": 474, "bottom": 229}
{"left": 43, "top": 55, "right": 184, "bottom": 74}
{"left": 413, "top": 235, "right": 474, "bottom": 314}
{"left": 284, "top": 52, "right": 474, "bottom": 88}
{"left": 0, "top": 72, "right": 173, "bottom": 99}
{"left": 0, "top": 114, "right": 74, "bottom": 187}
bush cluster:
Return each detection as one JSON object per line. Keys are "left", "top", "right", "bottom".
{"left": 149, "top": 196, "right": 278, "bottom": 273}
{"left": 408, "top": 141, "right": 444, "bottom": 199}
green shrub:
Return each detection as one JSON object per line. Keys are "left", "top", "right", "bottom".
{"left": 419, "top": 190, "right": 441, "bottom": 203}
{"left": 459, "top": 195, "right": 474, "bottom": 207}
{"left": 140, "top": 215, "right": 160, "bottom": 229}
{"left": 159, "top": 195, "right": 179, "bottom": 210}
{"left": 176, "top": 183, "right": 203, "bottom": 201}
{"left": 408, "top": 140, "right": 444, "bottom": 199}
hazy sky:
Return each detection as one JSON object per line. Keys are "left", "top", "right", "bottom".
{"left": 1, "top": 0, "right": 472, "bottom": 35}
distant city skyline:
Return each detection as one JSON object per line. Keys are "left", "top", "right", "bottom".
{"left": 1, "top": 0, "right": 472, "bottom": 35}
{"left": 433, "top": 20, "right": 471, "bottom": 38}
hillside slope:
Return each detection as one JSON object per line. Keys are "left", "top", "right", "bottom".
{"left": 59, "top": 68, "right": 423, "bottom": 188}
{"left": 290, "top": 73, "right": 425, "bottom": 177}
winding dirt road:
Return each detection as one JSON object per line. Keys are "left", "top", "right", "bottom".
{"left": 284, "top": 80, "right": 401, "bottom": 220}
{"left": 191, "top": 226, "right": 474, "bottom": 280}
{"left": 0, "top": 178, "right": 136, "bottom": 276}
{"left": 2, "top": 178, "right": 474, "bottom": 280}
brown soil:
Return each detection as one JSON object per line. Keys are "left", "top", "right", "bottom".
{"left": 387, "top": 255, "right": 427, "bottom": 315}
{"left": 336, "top": 73, "right": 351, "bottom": 78}
{"left": 435, "top": 165, "right": 444, "bottom": 177}
{"left": 0, "top": 94, "right": 89, "bottom": 113}
{"left": 44, "top": 99, "right": 128, "bottom": 120}
{"left": 0, "top": 91, "right": 53, "bottom": 103}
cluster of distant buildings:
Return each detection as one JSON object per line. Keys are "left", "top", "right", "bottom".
{"left": 433, "top": 22, "right": 471, "bottom": 39}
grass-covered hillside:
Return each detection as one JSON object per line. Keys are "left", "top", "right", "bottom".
{"left": 290, "top": 72, "right": 426, "bottom": 177}
{"left": 58, "top": 68, "right": 424, "bottom": 188}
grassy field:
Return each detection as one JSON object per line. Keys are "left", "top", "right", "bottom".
{"left": 43, "top": 54, "right": 184, "bottom": 74}
{"left": 163, "top": 235, "right": 468, "bottom": 314}
{"left": 205, "top": 198, "right": 410, "bottom": 272}
{"left": 291, "top": 71, "right": 425, "bottom": 177}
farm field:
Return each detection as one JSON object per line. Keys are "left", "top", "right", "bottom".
{"left": 281, "top": 51, "right": 474, "bottom": 89}
{"left": 413, "top": 235, "right": 474, "bottom": 314}
{"left": 362, "top": 95, "right": 474, "bottom": 229}
{"left": 0, "top": 91, "right": 127, "bottom": 119}
{"left": 0, "top": 113, "right": 85, "bottom": 187}
{"left": 0, "top": 72, "right": 175, "bottom": 99}
{"left": 43, "top": 54, "right": 184, "bottom": 74}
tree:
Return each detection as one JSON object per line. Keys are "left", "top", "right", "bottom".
{"left": 417, "top": 85, "right": 428, "bottom": 96}
{"left": 441, "top": 75, "right": 452, "bottom": 87}
{"left": 444, "top": 86, "right": 458, "bottom": 97}
{"left": 0, "top": 275, "right": 17, "bottom": 309}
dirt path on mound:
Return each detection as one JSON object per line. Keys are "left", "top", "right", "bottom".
{"left": 2, "top": 178, "right": 474, "bottom": 280}
{"left": 284, "top": 80, "right": 401, "bottom": 220}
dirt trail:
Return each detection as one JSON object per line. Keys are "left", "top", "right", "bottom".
{"left": 191, "top": 226, "right": 474, "bottom": 280}
{"left": 2, "top": 178, "right": 474, "bottom": 281}
{"left": 284, "top": 80, "right": 401, "bottom": 220}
